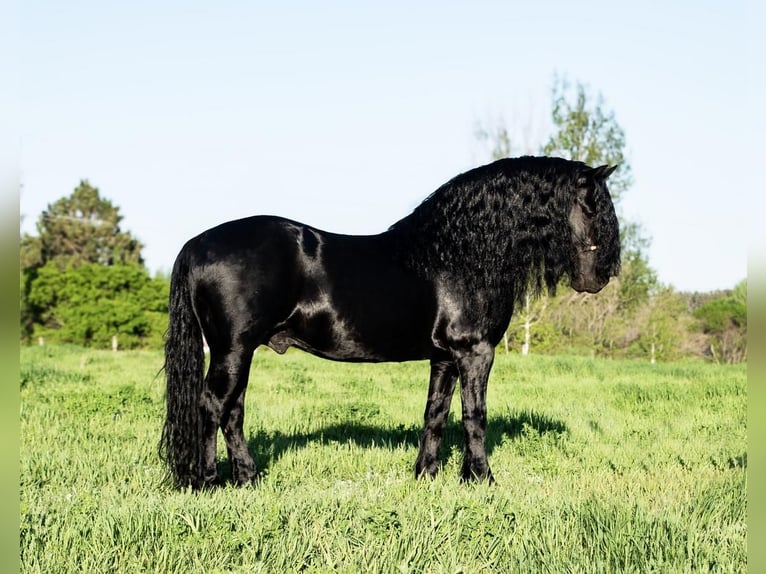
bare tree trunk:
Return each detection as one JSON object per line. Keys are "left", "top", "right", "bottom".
{"left": 522, "top": 293, "right": 531, "bottom": 356}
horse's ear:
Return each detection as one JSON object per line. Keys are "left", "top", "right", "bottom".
{"left": 576, "top": 164, "right": 617, "bottom": 188}
{"left": 593, "top": 164, "right": 618, "bottom": 180}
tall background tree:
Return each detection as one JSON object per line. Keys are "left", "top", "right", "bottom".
{"left": 476, "top": 77, "right": 654, "bottom": 355}
{"left": 20, "top": 181, "right": 168, "bottom": 348}
{"left": 21, "top": 180, "right": 143, "bottom": 270}
{"left": 474, "top": 75, "right": 745, "bottom": 363}
{"left": 541, "top": 78, "right": 658, "bottom": 355}
{"left": 542, "top": 76, "right": 632, "bottom": 202}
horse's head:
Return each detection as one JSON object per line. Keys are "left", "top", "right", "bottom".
{"left": 568, "top": 164, "right": 621, "bottom": 293}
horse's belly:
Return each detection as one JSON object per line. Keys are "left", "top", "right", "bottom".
{"left": 264, "top": 266, "right": 435, "bottom": 362}
{"left": 265, "top": 317, "right": 430, "bottom": 363}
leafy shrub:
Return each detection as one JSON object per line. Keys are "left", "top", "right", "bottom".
{"left": 26, "top": 262, "right": 169, "bottom": 349}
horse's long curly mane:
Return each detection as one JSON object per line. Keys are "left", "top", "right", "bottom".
{"left": 389, "top": 156, "right": 620, "bottom": 305}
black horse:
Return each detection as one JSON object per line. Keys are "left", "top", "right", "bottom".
{"left": 161, "top": 156, "right": 620, "bottom": 489}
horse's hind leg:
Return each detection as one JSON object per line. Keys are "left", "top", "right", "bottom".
{"left": 221, "top": 387, "right": 258, "bottom": 485}
{"left": 199, "top": 346, "right": 257, "bottom": 487}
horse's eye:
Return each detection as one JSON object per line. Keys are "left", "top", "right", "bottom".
{"left": 579, "top": 201, "right": 595, "bottom": 217}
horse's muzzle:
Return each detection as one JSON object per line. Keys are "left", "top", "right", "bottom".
{"left": 571, "top": 274, "right": 608, "bottom": 294}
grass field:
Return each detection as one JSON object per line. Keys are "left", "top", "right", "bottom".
{"left": 20, "top": 345, "right": 746, "bottom": 573}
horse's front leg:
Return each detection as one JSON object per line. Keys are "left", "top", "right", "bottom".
{"left": 454, "top": 341, "right": 495, "bottom": 483}
{"left": 415, "top": 351, "right": 458, "bottom": 479}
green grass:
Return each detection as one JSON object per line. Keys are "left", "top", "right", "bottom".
{"left": 20, "top": 345, "right": 746, "bottom": 573}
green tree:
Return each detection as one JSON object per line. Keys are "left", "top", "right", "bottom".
{"left": 542, "top": 77, "right": 657, "bottom": 316}
{"left": 629, "top": 287, "right": 697, "bottom": 363}
{"left": 477, "top": 76, "right": 664, "bottom": 357}
{"left": 21, "top": 180, "right": 143, "bottom": 270}
{"left": 27, "top": 262, "right": 168, "bottom": 349}
{"left": 693, "top": 279, "right": 747, "bottom": 363}
{"left": 20, "top": 181, "right": 168, "bottom": 348}
{"left": 476, "top": 78, "right": 742, "bottom": 363}
{"left": 617, "top": 235, "right": 657, "bottom": 312}
{"left": 542, "top": 76, "right": 632, "bottom": 203}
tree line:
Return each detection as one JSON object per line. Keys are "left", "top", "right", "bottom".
{"left": 20, "top": 181, "right": 168, "bottom": 349}
{"left": 19, "top": 78, "right": 746, "bottom": 363}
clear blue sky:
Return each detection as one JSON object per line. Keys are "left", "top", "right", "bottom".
{"left": 19, "top": 1, "right": 762, "bottom": 292}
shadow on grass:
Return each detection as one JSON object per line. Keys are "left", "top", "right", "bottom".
{"left": 217, "top": 410, "right": 568, "bottom": 483}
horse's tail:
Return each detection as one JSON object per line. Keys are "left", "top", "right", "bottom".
{"left": 159, "top": 246, "right": 205, "bottom": 488}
